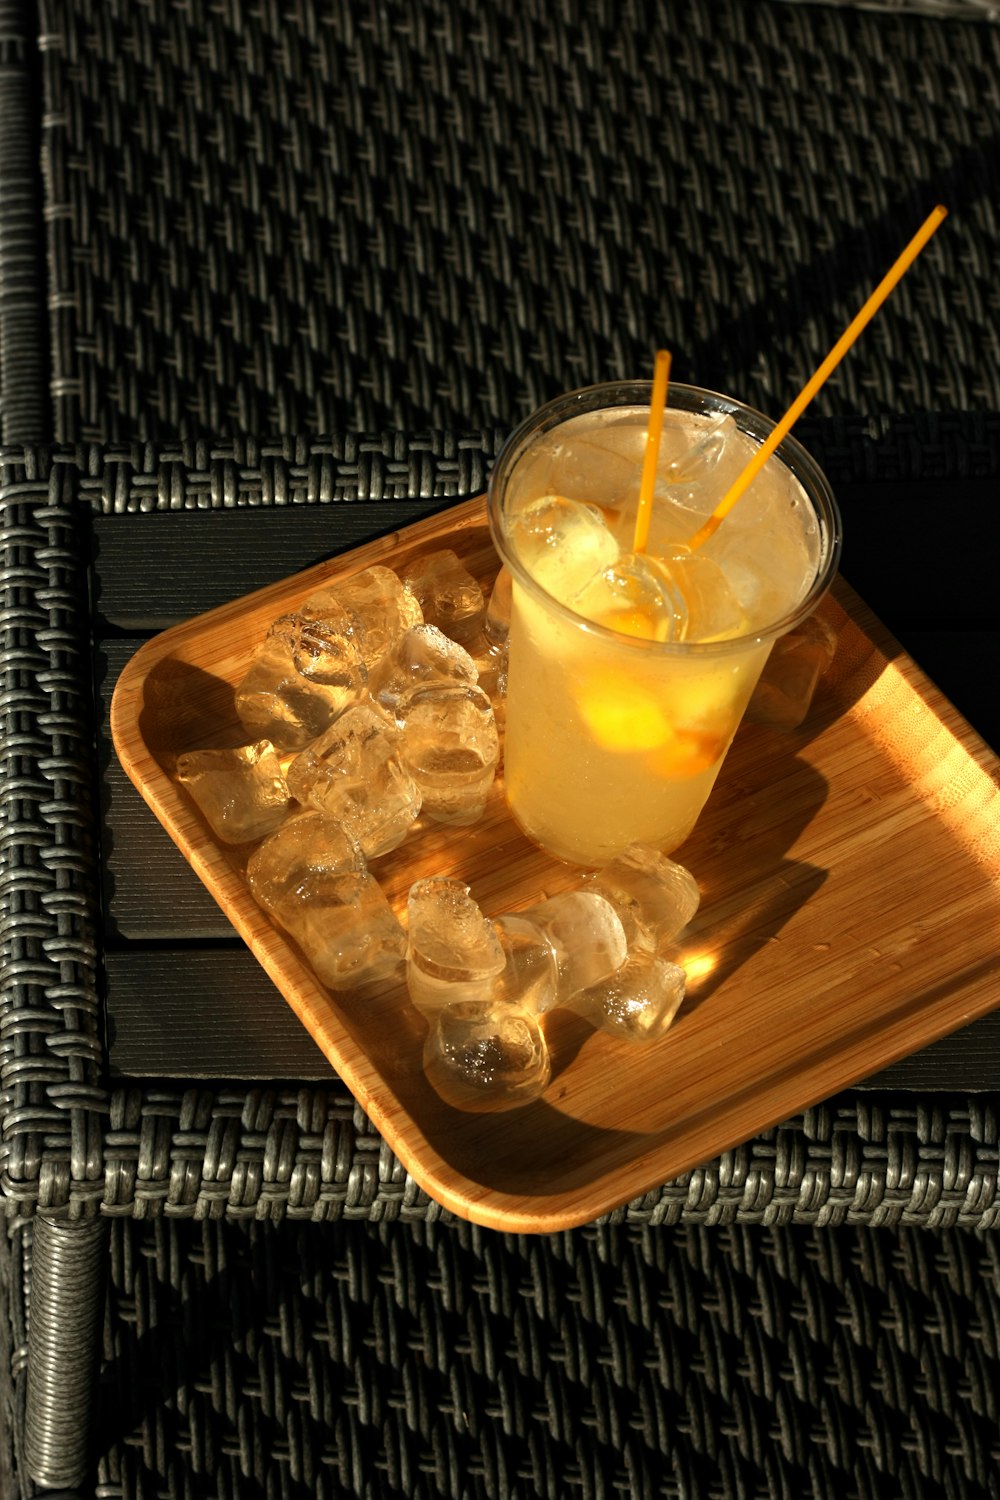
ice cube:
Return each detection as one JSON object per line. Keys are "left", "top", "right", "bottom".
{"left": 284, "top": 872, "right": 407, "bottom": 989}
{"left": 514, "top": 891, "right": 627, "bottom": 1003}
{"left": 399, "top": 682, "right": 499, "bottom": 825}
{"left": 645, "top": 415, "right": 745, "bottom": 534}
{"left": 527, "top": 434, "right": 641, "bottom": 512}
{"left": 246, "top": 810, "right": 366, "bottom": 906}
{"left": 368, "top": 624, "right": 478, "bottom": 719}
{"left": 651, "top": 547, "right": 747, "bottom": 642}
{"left": 505, "top": 430, "right": 634, "bottom": 515}
{"left": 662, "top": 415, "right": 736, "bottom": 491}
{"left": 406, "top": 876, "right": 506, "bottom": 1014}
{"left": 235, "top": 636, "right": 351, "bottom": 751}
{"left": 746, "top": 610, "right": 838, "bottom": 729}
{"left": 692, "top": 449, "right": 820, "bottom": 631}
{"left": 303, "top": 566, "right": 423, "bottom": 672}
{"left": 484, "top": 566, "right": 512, "bottom": 647}
{"left": 246, "top": 812, "right": 404, "bottom": 990}
{"left": 570, "top": 551, "right": 687, "bottom": 642}
{"left": 470, "top": 637, "right": 507, "bottom": 704}
{"left": 285, "top": 703, "right": 421, "bottom": 858}
{"left": 422, "top": 1001, "right": 551, "bottom": 1112}
{"left": 261, "top": 868, "right": 405, "bottom": 990}
{"left": 491, "top": 913, "right": 559, "bottom": 1015}
{"left": 506, "top": 496, "right": 619, "bottom": 607}
{"left": 641, "top": 419, "right": 821, "bottom": 632}
{"left": 569, "top": 952, "right": 687, "bottom": 1043}
{"left": 174, "top": 741, "right": 291, "bottom": 844}
{"left": 585, "top": 845, "right": 700, "bottom": 953}
{"left": 268, "top": 596, "right": 368, "bottom": 696}
{"left": 403, "top": 549, "right": 485, "bottom": 643}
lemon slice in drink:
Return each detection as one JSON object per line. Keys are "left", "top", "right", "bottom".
{"left": 574, "top": 658, "right": 737, "bottom": 777}
{"left": 574, "top": 666, "right": 672, "bottom": 753}
{"left": 644, "top": 723, "right": 729, "bottom": 780}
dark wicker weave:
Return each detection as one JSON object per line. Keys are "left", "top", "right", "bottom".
{"left": 22, "top": 0, "right": 1000, "bottom": 445}
{"left": 2, "top": 0, "right": 1000, "bottom": 1494}
{"left": 5, "top": 1214, "right": 1000, "bottom": 1499}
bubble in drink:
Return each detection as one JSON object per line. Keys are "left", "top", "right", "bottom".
{"left": 174, "top": 740, "right": 291, "bottom": 844}
{"left": 247, "top": 812, "right": 405, "bottom": 990}
{"left": 305, "top": 567, "right": 423, "bottom": 672}
{"left": 403, "top": 549, "right": 485, "bottom": 643}
{"left": 286, "top": 703, "right": 421, "bottom": 858}
{"left": 569, "top": 952, "right": 687, "bottom": 1043}
{"left": 514, "top": 891, "right": 627, "bottom": 1004}
{"left": 235, "top": 636, "right": 353, "bottom": 751}
{"left": 746, "top": 610, "right": 838, "bottom": 729}
{"left": 507, "top": 496, "right": 619, "bottom": 607}
{"left": 422, "top": 1000, "right": 551, "bottom": 1112}
{"left": 406, "top": 876, "right": 506, "bottom": 1015}
{"left": 399, "top": 682, "right": 499, "bottom": 825}
{"left": 585, "top": 845, "right": 700, "bottom": 953}
{"left": 368, "top": 624, "right": 478, "bottom": 719}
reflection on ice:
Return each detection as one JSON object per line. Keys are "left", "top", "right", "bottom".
{"left": 422, "top": 1001, "right": 551, "bottom": 1112}
{"left": 175, "top": 741, "right": 291, "bottom": 844}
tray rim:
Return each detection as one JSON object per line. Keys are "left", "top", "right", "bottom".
{"left": 110, "top": 494, "right": 1000, "bottom": 1232}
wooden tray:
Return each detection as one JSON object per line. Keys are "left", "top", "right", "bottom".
{"left": 111, "top": 496, "right": 1000, "bottom": 1232}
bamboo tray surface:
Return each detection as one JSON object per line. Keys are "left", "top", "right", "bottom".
{"left": 111, "top": 497, "right": 1000, "bottom": 1232}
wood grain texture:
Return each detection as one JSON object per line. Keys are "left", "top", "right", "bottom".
{"left": 110, "top": 496, "right": 1000, "bottom": 1231}
{"left": 104, "top": 948, "right": 335, "bottom": 1081}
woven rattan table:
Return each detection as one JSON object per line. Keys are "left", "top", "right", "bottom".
{"left": 3, "top": 0, "right": 1000, "bottom": 1492}
{"left": 3, "top": 418, "right": 1000, "bottom": 1489}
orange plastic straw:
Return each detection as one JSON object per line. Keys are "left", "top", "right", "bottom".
{"left": 687, "top": 204, "right": 948, "bottom": 552}
{"left": 633, "top": 348, "right": 672, "bottom": 554}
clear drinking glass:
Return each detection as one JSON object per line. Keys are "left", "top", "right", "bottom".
{"left": 487, "top": 381, "right": 842, "bottom": 866}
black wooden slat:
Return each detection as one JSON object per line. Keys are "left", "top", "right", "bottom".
{"left": 102, "top": 943, "right": 1000, "bottom": 1090}
{"left": 105, "top": 948, "right": 335, "bottom": 1081}
{"left": 887, "top": 628, "right": 1000, "bottom": 754}
{"left": 91, "top": 498, "right": 465, "bottom": 627}
{"left": 859, "top": 1011, "right": 1000, "bottom": 1091}
{"left": 835, "top": 479, "right": 999, "bottom": 632}
{"left": 97, "top": 637, "right": 237, "bottom": 939}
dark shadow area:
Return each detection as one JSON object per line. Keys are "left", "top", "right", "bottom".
{"left": 675, "top": 105, "right": 1000, "bottom": 414}
{"left": 136, "top": 655, "right": 245, "bottom": 757}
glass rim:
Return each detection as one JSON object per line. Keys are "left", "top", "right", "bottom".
{"left": 487, "top": 379, "right": 844, "bottom": 658}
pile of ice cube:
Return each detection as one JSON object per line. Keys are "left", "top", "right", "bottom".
{"left": 173, "top": 549, "right": 509, "bottom": 993}
{"left": 176, "top": 549, "right": 502, "bottom": 839}
{"left": 410, "top": 842, "right": 700, "bottom": 1112}
{"left": 167, "top": 531, "right": 829, "bottom": 1115}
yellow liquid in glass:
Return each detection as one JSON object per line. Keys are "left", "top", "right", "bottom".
{"left": 500, "top": 407, "right": 819, "bottom": 865}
